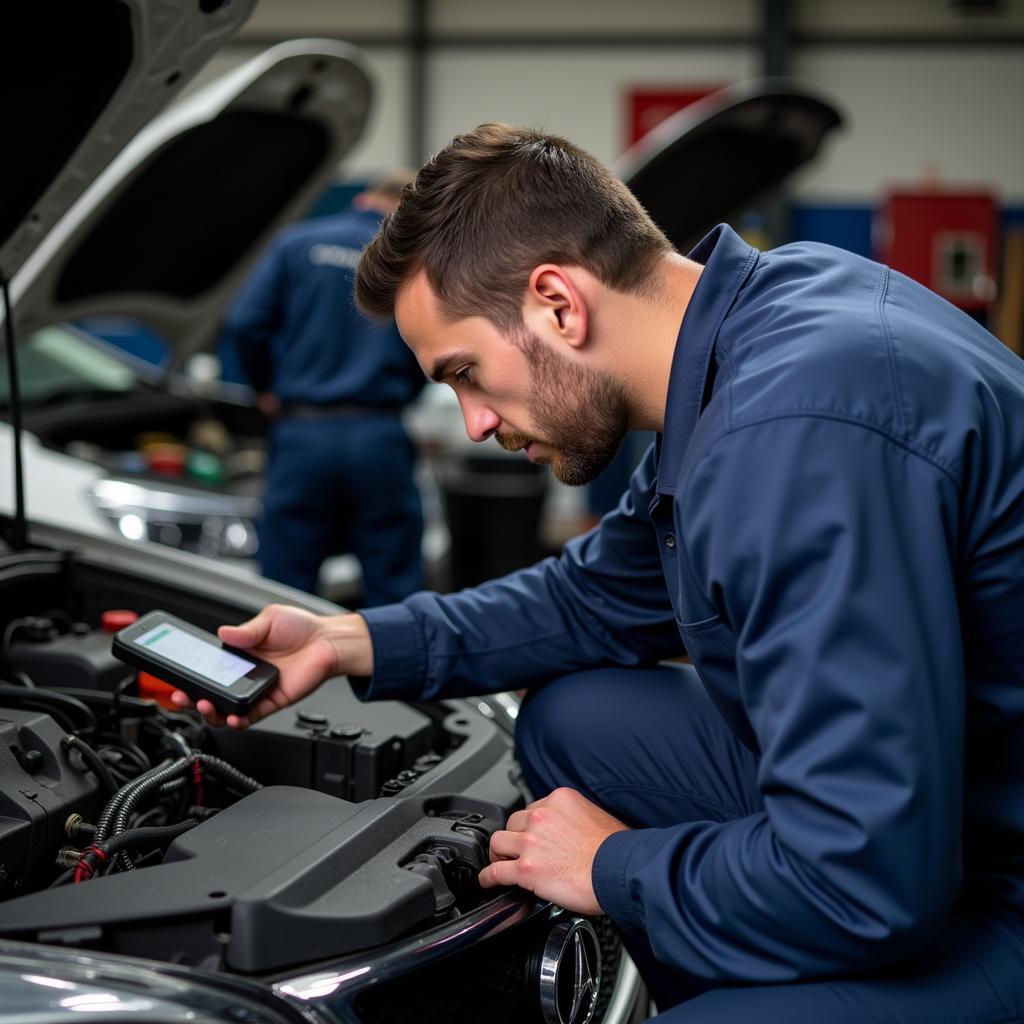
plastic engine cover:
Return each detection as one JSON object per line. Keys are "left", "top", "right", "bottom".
{"left": 0, "top": 785, "right": 503, "bottom": 971}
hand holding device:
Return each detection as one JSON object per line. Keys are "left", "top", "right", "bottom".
{"left": 112, "top": 610, "right": 279, "bottom": 717}
{"left": 167, "top": 604, "right": 373, "bottom": 729}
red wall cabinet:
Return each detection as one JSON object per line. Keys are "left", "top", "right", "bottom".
{"left": 876, "top": 190, "right": 999, "bottom": 312}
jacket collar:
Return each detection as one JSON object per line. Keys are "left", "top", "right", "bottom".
{"left": 655, "top": 223, "right": 758, "bottom": 495}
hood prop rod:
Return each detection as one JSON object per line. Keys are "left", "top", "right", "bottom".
{"left": 2, "top": 277, "right": 27, "bottom": 550}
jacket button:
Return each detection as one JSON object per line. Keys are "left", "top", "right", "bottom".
{"left": 664, "top": 532, "right": 676, "bottom": 548}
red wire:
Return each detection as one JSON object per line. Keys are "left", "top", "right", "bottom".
{"left": 73, "top": 845, "right": 108, "bottom": 883}
{"left": 192, "top": 756, "right": 204, "bottom": 807}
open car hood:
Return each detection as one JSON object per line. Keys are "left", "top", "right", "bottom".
{"left": 614, "top": 79, "right": 844, "bottom": 252}
{"left": 0, "top": 0, "right": 255, "bottom": 283}
{"left": 7, "top": 38, "right": 372, "bottom": 368}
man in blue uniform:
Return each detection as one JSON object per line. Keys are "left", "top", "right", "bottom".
{"left": 181, "top": 125, "right": 1024, "bottom": 1020}
{"left": 221, "top": 172, "right": 425, "bottom": 605}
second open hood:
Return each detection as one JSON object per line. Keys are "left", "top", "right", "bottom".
{"left": 615, "top": 79, "right": 844, "bottom": 252}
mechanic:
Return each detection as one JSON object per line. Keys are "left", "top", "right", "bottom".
{"left": 220, "top": 171, "right": 426, "bottom": 606}
{"left": 179, "top": 124, "right": 1024, "bottom": 1021}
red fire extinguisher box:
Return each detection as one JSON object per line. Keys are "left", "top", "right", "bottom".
{"left": 876, "top": 190, "right": 999, "bottom": 312}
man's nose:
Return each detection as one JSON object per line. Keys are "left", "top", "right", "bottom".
{"left": 461, "top": 397, "right": 500, "bottom": 442}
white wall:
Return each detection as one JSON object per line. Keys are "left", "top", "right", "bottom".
{"left": 794, "top": 47, "right": 1024, "bottom": 202}
{"left": 427, "top": 48, "right": 756, "bottom": 165}
{"left": 242, "top": 0, "right": 408, "bottom": 33}
{"left": 794, "top": 0, "right": 1024, "bottom": 34}
{"left": 344, "top": 47, "right": 409, "bottom": 170}
{"left": 431, "top": 0, "right": 757, "bottom": 33}
{"left": 199, "top": 0, "right": 1024, "bottom": 203}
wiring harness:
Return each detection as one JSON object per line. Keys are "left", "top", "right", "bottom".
{"left": 57, "top": 753, "right": 262, "bottom": 881}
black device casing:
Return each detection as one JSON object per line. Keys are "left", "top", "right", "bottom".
{"left": 111, "top": 610, "right": 277, "bottom": 715}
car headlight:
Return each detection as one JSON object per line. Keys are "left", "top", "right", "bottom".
{"left": 0, "top": 943, "right": 303, "bottom": 1024}
{"left": 88, "top": 478, "right": 260, "bottom": 558}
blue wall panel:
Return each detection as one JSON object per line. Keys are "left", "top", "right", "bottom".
{"left": 790, "top": 205, "right": 875, "bottom": 258}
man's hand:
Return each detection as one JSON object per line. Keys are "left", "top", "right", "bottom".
{"left": 479, "top": 788, "right": 627, "bottom": 915}
{"left": 170, "top": 604, "right": 373, "bottom": 729}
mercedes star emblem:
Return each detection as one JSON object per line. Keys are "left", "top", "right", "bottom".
{"left": 537, "top": 917, "right": 602, "bottom": 1024}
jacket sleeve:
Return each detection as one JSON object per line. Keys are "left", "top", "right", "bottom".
{"left": 355, "top": 443, "right": 684, "bottom": 700}
{"left": 220, "top": 237, "right": 286, "bottom": 392}
{"left": 593, "top": 415, "right": 966, "bottom": 981}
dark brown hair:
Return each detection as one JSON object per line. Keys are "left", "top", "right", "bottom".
{"left": 355, "top": 123, "right": 673, "bottom": 332}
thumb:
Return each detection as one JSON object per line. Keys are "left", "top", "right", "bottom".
{"left": 218, "top": 612, "right": 272, "bottom": 649}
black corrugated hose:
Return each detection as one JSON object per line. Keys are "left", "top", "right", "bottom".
{"left": 93, "top": 754, "right": 261, "bottom": 873}
{"left": 70, "top": 818, "right": 200, "bottom": 885}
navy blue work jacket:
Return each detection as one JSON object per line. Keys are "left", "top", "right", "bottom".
{"left": 357, "top": 225, "right": 1024, "bottom": 982}
{"left": 221, "top": 209, "right": 425, "bottom": 409}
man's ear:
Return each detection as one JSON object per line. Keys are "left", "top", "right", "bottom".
{"left": 525, "top": 265, "right": 588, "bottom": 349}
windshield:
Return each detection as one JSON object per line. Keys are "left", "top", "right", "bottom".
{"left": 0, "top": 324, "right": 140, "bottom": 408}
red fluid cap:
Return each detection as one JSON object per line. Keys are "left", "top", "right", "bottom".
{"left": 101, "top": 609, "right": 138, "bottom": 633}
{"left": 139, "top": 671, "right": 178, "bottom": 710}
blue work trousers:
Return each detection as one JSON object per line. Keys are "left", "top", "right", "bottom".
{"left": 515, "top": 665, "right": 1024, "bottom": 1023}
{"left": 259, "top": 414, "right": 424, "bottom": 606}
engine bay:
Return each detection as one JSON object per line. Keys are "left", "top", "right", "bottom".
{"left": 28, "top": 388, "right": 267, "bottom": 492}
{"left": 0, "top": 542, "right": 524, "bottom": 974}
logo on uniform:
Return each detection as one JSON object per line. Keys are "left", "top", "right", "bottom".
{"left": 537, "top": 917, "right": 601, "bottom": 1024}
{"left": 308, "top": 243, "right": 361, "bottom": 269}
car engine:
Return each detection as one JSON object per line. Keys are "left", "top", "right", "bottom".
{"left": 0, "top": 546, "right": 525, "bottom": 975}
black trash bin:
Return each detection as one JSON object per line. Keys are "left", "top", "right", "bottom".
{"left": 436, "top": 454, "right": 549, "bottom": 590}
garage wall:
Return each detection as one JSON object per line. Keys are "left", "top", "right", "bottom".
{"left": 431, "top": 0, "right": 757, "bottom": 33}
{"left": 426, "top": 48, "right": 756, "bottom": 164}
{"left": 196, "top": 0, "right": 1024, "bottom": 240}
{"left": 240, "top": 0, "right": 409, "bottom": 33}
{"left": 793, "top": 0, "right": 1024, "bottom": 33}
{"left": 793, "top": 47, "right": 1023, "bottom": 202}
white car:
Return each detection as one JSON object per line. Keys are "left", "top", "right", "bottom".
{"left": 2, "top": 25, "right": 374, "bottom": 597}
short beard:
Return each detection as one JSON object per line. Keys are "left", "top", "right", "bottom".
{"left": 496, "top": 330, "right": 632, "bottom": 486}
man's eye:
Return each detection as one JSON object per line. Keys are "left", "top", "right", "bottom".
{"left": 454, "top": 367, "right": 473, "bottom": 385}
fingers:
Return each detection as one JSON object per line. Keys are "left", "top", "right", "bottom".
{"left": 170, "top": 688, "right": 217, "bottom": 721}
{"left": 233, "top": 691, "right": 287, "bottom": 728}
{"left": 489, "top": 829, "right": 524, "bottom": 860}
{"left": 200, "top": 688, "right": 292, "bottom": 731}
{"left": 482, "top": 828, "right": 533, "bottom": 891}
{"left": 169, "top": 692, "right": 237, "bottom": 733}
{"left": 503, "top": 806, "right": 528, "bottom": 831}
{"left": 195, "top": 698, "right": 230, "bottom": 728}
{"left": 503, "top": 797, "right": 550, "bottom": 833}
{"left": 503, "top": 809, "right": 530, "bottom": 832}
{"left": 479, "top": 859, "right": 522, "bottom": 889}
{"left": 169, "top": 680, "right": 289, "bottom": 730}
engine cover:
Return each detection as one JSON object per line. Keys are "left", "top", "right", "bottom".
{"left": 0, "top": 708, "right": 99, "bottom": 897}
{"left": 0, "top": 785, "right": 503, "bottom": 972}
